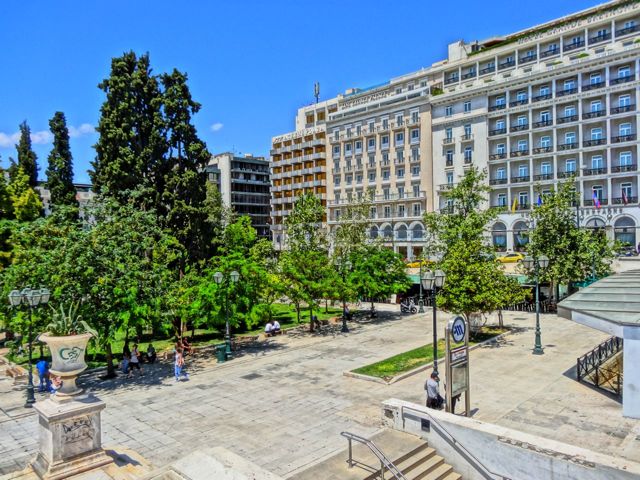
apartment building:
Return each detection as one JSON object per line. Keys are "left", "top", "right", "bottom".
{"left": 207, "top": 152, "right": 271, "bottom": 238}
{"left": 429, "top": 0, "right": 640, "bottom": 251}
{"left": 326, "top": 82, "right": 433, "bottom": 260}
{"left": 270, "top": 100, "right": 335, "bottom": 249}
{"left": 36, "top": 182, "right": 96, "bottom": 217}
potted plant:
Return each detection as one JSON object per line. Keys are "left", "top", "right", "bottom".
{"left": 38, "top": 303, "right": 97, "bottom": 400}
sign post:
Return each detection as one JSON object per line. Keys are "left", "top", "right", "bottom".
{"left": 445, "top": 316, "right": 470, "bottom": 416}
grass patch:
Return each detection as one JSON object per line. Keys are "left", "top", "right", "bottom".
{"left": 351, "top": 327, "right": 506, "bottom": 381}
{"left": 237, "top": 303, "right": 344, "bottom": 337}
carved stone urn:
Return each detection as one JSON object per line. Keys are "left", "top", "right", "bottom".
{"left": 38, "top": 332, "right": 92, "bottom": 399}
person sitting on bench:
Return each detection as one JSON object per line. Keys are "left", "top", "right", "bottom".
{"left": 265, "top": 321, "right": 274, "bottom": 336}
{"left": 272, "top": 320, "right": 281, "bottom": 334}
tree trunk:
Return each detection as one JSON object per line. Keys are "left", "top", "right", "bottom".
{"left": 309, "top": 305, "right": 314, "bottom": 333}
{"left": 325, "top": 299, "right": 329, "bottom": 314}
{"left": 295, "top": 302, "right": 301, "bottom": 323}
{"left": 191, "top": 324, "right": 196, "bottom": 339}
{"left": 103, "top": 343, "right": 117, "bottom": 379}
{"left": 136, "top": 324, "right": 143, "bottom": 341}
{"left": 498, "top": 309, "right": 504, "bottom": 329}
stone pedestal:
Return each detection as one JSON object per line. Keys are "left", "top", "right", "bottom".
{"left": 31, "top": 395, "right": 112, "bottom": 480}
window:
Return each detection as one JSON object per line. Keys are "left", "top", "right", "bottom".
{"left": 346, "top": 175, "right": 353, "bottom": 185}
{"left": 621, "top": 182, "right": 633, "bottom": 199}
{"left": 496, "top": 119, "right": 506, "bottom": 130}
{"left": 592, "top": 185, "right": 603, "bottom": 200}
{"left": 398, "top": 186, "right": 405, "bottom": 198}
{"left": 356, "top": 124, "right": 362, "bottom": 136}
{"left": 590, "top": 72, "right": 602, "bottom": 84}
{"left": 355, "top": 140, "right": 363, "bottom": 153}
{"left": 464, "top": 147, "right": 473, "bottom": 162}
{"left": 381, "top": 135, "right": 390, "bottom": 148}
{"left": 445, "top": 106, "right": 453, "bottom": 116}
{"left": 571, "top": 35, "right": 582, "bottom": 45}
{"left": 384, "top": 206, "right": 391, "bottom": 218}
{"left": 620, "top": 151, "right": 632, "bottom": 166}
{"left": 413, "top": 184, "right": 420, "bottom": 197}
{"left": 334, "top": 175, "right": 341, "bottom": 186}
{"left": 413, "top": 204, "right": 421, "bottom": 216}
{"left": 334, "top": 210, "right": 341, "bottom": 221}
{"left": 345, "top": 143, "right": 353, "bottom": 156}
{"left": 464, "top": 101, "right": 471, "bottom": 112}
{"left": 411, "top": 110, "right": 419, "bottom": 123}
{"left": 496, "top": 96, "right": 506, "bottom": 106}
{"left": 464, "top": 124, "right": 472, "bottom": 137}
{"left": 517, "top": 115, "right": 527, "bottom": 126}
{"left": 591, "top": 128, "right": 603, "bottom": 140}
{"left": 333, "top": 129, "right": 340, "bottom": 141}
{"left": 368, "top": 120, "right": 375, "bottom": 132}
{"left": 566, "top": 158, "right": 576, "bottom": 172}
{"left": 368, "top": 138, "right": 376, "bottom": 151}
{"left": 395, "top": 114, "right": 404, "bottom": 126}
{"left": 382, "top": 170, "right": 390, "bottom": 181}
{"left": 382, "top": 152, "right": 389, "bottom": 163}
{"left": 591, "top": 100, "right": 602, "bottom": 112}
{"left": 446, "top": 150, "right": 454, "bottom": 162}
{"left": 397, "top": 168, "right": 405, "bottom": 178}
{"left": 356, "top": 174, "right": 363, "bottom": 184}
{"left": 408, "top": 83, "right": 414, "bottom": 91}
{"left": 540, "top": 136, "right": 551, "bottom": 147}
{"left": 370, "top": 207, "right": 377, "bottom": 219}
{"left": 541, "top": 162, "right": 551, "bottom": 175}
{"left": 383, "top": 188, "right": 390, "bottom": 200}
{"left": 395, "top": 132, "right": 404, "bottom": 146}
{"left": 412, "top": 166, "right": 420, "bottom": 176}
{"left": 333, "top": 145, "right": 340, "bottom": 158}
{"left": 619, "top": 95, "right": 631, "bottom": 107}
{"left": 498, "top": 194, "right": 507, "bottom": 207}
{"left": 539, "top": 85, "right": 550, "bottom": 96}
{"left": 591, "top": 155, "right": 603, "bottom": 169}
{"left": 394, "top": 205, "right": 404, "bottom": 218}
{"left": 564, "top": 79, "right": 575, "bottom": 90}
{"left": 395, "top": 87, "right": 402, "bottom": 94}
{"left": 368, "top": 172, "right": 376, "bottom": 182}
{"left": 496, "top": 167, "right": 506, "bottom": 179}
{"left": 619, "top": 123, "right": 632, "bottom": 135}
{"left": 540, "top": 111, "right": 550, "bottom": 122}
{"left": 517, "top": 139, "right": 528, "bottom": 151}
{"left": 346, "top": 126, "right": 352, "bottom": 138}
{"left": 497, "top": 143, "right": 506, "bottom": 154}
{"left": 519, "top": 191, "right": 529, "bottom": 206}
{"left": 445, "top": 127, "right": 453, "bottom": 140}
{"left": 624, "top": 20, "right": 636, "bottom": 29}
{"left": 564, "top": 106, "right": 576, "bottom": 117}
{"left": 333, "top": 160, "right": 340, "bottom": 171}
{"left": 446, "top": 172, "right": 454, "bottom": 184}
{"left": 382, "top": 117, "right": 389, "bottom": 129}
{"left": 564, "top": 132, "right": 576, "bottom": 144}
{"left": 368, "top": 155, "right": 375, "bottom": 168}
{"left": 411, "top": 148, "right": 420, "bottom": 162}
{"left": 411, "top": 129, "right": 420, "bottom": 143}
{"left": 397, "top": 150, "right": 404, "bottom": 162}
{"left": 517, "top": 90, "right": 527, "bottom": 101}
{"left": 618, "top": 66, "right": 631, "bottom": 78}
{"left": 518, "top": 165, "right": 529, "bottom": 177}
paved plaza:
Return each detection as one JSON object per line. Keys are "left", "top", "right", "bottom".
{"left": 1, "top": 308, "right": 639, "bottom": 478}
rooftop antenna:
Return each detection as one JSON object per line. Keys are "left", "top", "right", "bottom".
{"left": 314, "top": 82, "right": 320, "bottom": 104}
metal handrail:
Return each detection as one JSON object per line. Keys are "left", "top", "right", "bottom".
{"left": 340, "top": 431, "right": 407, "bottom": 480}
{"left": 577, "top": 336, "right": 623, "bottom": 382}
{"left": 400, "top": 405, "right": 511, "bottom": 480}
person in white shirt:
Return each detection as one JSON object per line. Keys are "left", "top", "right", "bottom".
{"left": 425, "top": 372, "right": 443, "bottom": 409}
{"left": 265, "top": 321, "right": 274, "bottom": 335}
{"left": 272, "top": 320, "right": 281, "bottom": 334}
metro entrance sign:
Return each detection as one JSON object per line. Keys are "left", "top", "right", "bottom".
{"left": 445, "top": 316, "right": 470, "bottom": 416}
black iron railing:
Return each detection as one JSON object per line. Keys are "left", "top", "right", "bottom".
{"left": 577, "top": 336, "right": 623, "bottom": 395}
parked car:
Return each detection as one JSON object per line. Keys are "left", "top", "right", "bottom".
{"left": 496, "top": 252, "right": 525, "bottom": 263}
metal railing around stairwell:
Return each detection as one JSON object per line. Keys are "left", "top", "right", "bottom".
{"left": 400, "top": 405, "right": 511, "bottom": 480}
{"left": 341, "top": 431, "right": 407, "bottom": 480}
{"left": 577, "top": 336, "right": 623, "bottom": 393}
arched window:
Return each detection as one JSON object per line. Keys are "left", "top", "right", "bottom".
{"left": 397, "top": 225, "right": 408, "bottom": 240}
{"left": 492, "top": 222, "right": 507, "bottom": 251}
{"left": 412, "top": 225, "right": 424, "bottom": 240}
{"left": 369, "top": 226, "right": 379, "bottom": 239}
{"left": 383, "top": 226, "right": 393, "bottom": 239}
{"left": 614, "top": 217, "right": 636, "bottom": 247}
{"left": 513, "top": 221, "right": 529, "bottom": 251}
{"left": 585, "top": 217, "right": 606, "bottom": 230}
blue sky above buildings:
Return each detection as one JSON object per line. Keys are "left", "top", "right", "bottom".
{"left": 0, "top": 0, "right": 602, "bottom": 183}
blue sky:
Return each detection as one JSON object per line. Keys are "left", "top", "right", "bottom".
{"left": 0, "top": 0, "right": 601, "bottom": 183}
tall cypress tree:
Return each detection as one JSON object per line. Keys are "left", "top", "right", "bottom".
{"left": 90, "top": 51, "right": 166, "bottom": 206}
{"left": 16, "top": 121, "right": 38, "bottom": 187}
{"left": 46, "top": 112, "right": 77, "bottom": 209}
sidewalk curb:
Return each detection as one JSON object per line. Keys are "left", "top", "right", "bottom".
{"left": 343, "top": 329, "right": 511, "bottom": 386}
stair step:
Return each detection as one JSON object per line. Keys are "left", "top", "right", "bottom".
{"left": 414, "top": 463, "right": 453, "bottom": 480}
{"left": 394, "top": 446, "right": 435, "bottom": 474}
{"left": 403, "top": 455, "right": 444, "bottom": 480}
{"left": 440, "top": 472, "right": 462, "bottom": 480}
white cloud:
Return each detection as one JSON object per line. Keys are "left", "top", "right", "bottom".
{"left": 0, "top": 123, "right": 96, "bottom": 148}
{"left": 210, "top": 122, "right": 224, "bottom": 132}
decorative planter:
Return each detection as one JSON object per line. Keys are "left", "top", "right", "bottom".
{"left": 38, "top": 333, "right": 92, "bottom": 399}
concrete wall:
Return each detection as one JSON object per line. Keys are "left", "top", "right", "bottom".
{"left": 382, "top": 398, "right": 640, "bottom": 480}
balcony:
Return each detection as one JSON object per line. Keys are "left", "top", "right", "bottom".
{"left": 533, "top": 146, "right": 553, "bottom": 154}
{"left": 490, "top": 205, "right": 508, "bottom": 212}
{"left": 583, "top": 167, "right": 607, "bottom": 176}
{"left": 557, "top": 114, "right": 578, "bottom": 124}
{"left": 611, "top": 104, "right": 635, "bottom": 115}
{"left": 584, "top": 198, "right": 608, "bottom": 206}
{"left": 445, "top": 159, "right": 454, "bottom": 167}
{"left": 489, "top": 103, "right": 506, "bottom": 112}
{"left": 616, "top": 25, "right": 640, "bottom": 37}
{"left": 510, "top": 150, "right": 529, "bottom": 158}
{"left": 445, "top": 76, "right": 459, "bottom": 85}
{"left": 443, "top": 137, "right": 455, "bottom": 145}
{"left": 461, "top": 71, "right": 477, "bottom": 80}
{"left": 540, "top": 48, "right": 560, "bottom": 58}
{"left": 611, "top": 164, "right": 637, "bottom": 173}
{"left": 511, "top": 175, "right": 531, "bottom": 183}
{"left": 612, "top": 196, "right": 638, "bottom": 205}
{"left": 583, "top": 138, "right": 607, "bottom": 147}
{"left": 557, "top": 171, "right": 576, "bottom": 179}
{"left": 438, "top": 183, "right": 456, "bottom": 192}
{"left": 582, "top": 81, "right": 605, "bottom": 91}
{"left": 461, "top": 134, "right": 474, "bottom": 142}
{"left": 563, "top": 40, "right": 585, "bottom": 52}
{"left": 509, "top": 99, "right": 529, "bottom": 107}
{"left": 611, "top": 134, "right": 637, "bottom": 143}
{"left": 516, "top": 203, "right": 531, "bottom": 211}
{"left": 610, "top": 74, "right": 636, "bottom": 85}
{"left": 558, "top": 142, "right": 578, "bottom": 151}
{"left": 519, "top": 54, "right": 537, "bottom": 64}
{"left": 583, "top": 109, "right": 606, "bottom": 119}
{"left": 556, "top": 87, "right": 577, "bottom": 97}
{"left": 588, "top": 32, "right": 611, "bottom": 44}
{"left": 533, "top": 93, "right": 552, "bottom": 102}
{"left": 510, "top": 124, "right": 529, "bottom": 132}
{"left": 489, "top": 153, "right": 507, "bottom": 160}
{"left": 489, "top": 178, "right": 508, "bottom": 185}
{"left": 489, "top": 128, "right": 507, "bottom": 136}
{"left": 499, "top": 60, "right": 516, "bottom": 70}
{"left": 533, "top": 119, "right": 553, "bottom": 128}
{"left": 480, "top": 65, "right": 496, "bottom": 75}
{"left": 534, "top": 173, "right": 554, "bottom": 181}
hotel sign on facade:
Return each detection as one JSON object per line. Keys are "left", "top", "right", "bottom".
{"left": 272, "top": 126, "right": 324, "bottom": 144}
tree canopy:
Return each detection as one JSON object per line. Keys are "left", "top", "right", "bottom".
{"left": 46, "top": 112, "right": 77, "bottom": 211}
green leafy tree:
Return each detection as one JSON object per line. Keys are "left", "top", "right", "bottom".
{"left": 424, "top": 167, "right": 526, "bottom": 320}
{"left": 46, "top": 112, "right": 77, "bottom": 211}
{"left": 0, "top": 168, "right": 14, "bottom": 219}
{"left": 15, "top": 121, "right": 38, "bottom": 187}
{"left": 527, "top": 181, "right": 615, "bottom": 297}
{"left": 7, "top": 168, "right": 42, "bottom": 222}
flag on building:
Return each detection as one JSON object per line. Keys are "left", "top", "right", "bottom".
{"left": 537, "top": 194, "right": 543, "bottom": 207}
{"left": 511, "top": 197, "right": 518, "bottom": 213}
{"left": 593, "top": 190, "right": 601, "bottom": 209}
{"left": 622, "top": 190, "right": 629, "bottom": 205}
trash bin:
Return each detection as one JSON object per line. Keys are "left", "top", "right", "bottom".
{"left": 215, "top": 344, "right": 227, "bottom": 363}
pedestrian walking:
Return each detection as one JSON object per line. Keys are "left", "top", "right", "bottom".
{"left": 174, "top": 348, "right": 189, "bottom": 382}
{"left": 127, "top": 343, "right": 143, "bottom": 378}
{"left": 425, "top": 372, "right": 444, "bottom": 409}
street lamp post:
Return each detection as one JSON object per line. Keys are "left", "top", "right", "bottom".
{"left": 421, "top": 270, "right": 446, "bottom": 376}
{"left": 523, "top": 255, "right": 549, "bottom": 355}
{"left": 8, "top": 287, "right": 51, "bottom": 408}
{"left": 213, "top": 271, "right": 240, "bottom": 359}
{"left": 418, "top": 261, "right": 425, "bottom": 314}
{"left": 338, "top": 258, "right": 352, "bottom": 334}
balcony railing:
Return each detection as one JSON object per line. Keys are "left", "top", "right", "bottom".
{"left": 583, "top": 138, "right": 606, "bottom": 147}
{"left": 489, "top": 153, "right": 507, "bottom": 160}
{"left": 612, "top": 196, "right": 638, "bottom": 205}
{"left": 489, "top": 178, "right": 508, "bottom": 185}
{"left": 616, "top": 25, "right": 640, "bottom": 37}
{"left": 533, "top": 146, "right": 553, "bottom": 154}
{"left": 499, "top": 60, "right": 516, "bottom": 70}
{"left": 443, "top": 137, "right": 455, "bottom": 145}
{"left": 533, "top": 93, "right": 552, "bottom": 102}
{"left": 540, "top": 48, "right": 560, "bottom": 58}
{"left": 558, "top": 142, "right": 578, "bottom": 150}
{"left": 611, "top": 104, "right": 635, "bottom": 114}
{"left": 489, "top": 128, "right": 507, "bottom": 136}
{"left": 563, "top": 40, "right": 585, "bottom": 52}
{"left": 584, "top": 198, "right": 608, "bottom": 206}
{"left": 610, "top": 74, "right": 635, "bottom": 85}
{"left": 534, "top": 173, "right": 554, "bottom": 181}
{"left": 533, "top": 119, "right": 553, "bottom": 128}
{"left": 445, "top": 159, "right": 454, "bottom": 167}
{"left": 611, "top": 164, "right": 637, "bottom": 173}
{"left": 583, "top": 109, "right": 606, "bottom": 119}
{"left": 582, "top": 81, "right": 605, "bottom": 91}
{"left": 509, "top": 99, "right": 529, "bottom": 107}
{"left": 588, "top": 32, "right": 611, "bottom": 44}
{"left": 462, "top": 71, "right": 477, "bottom": 80}
{"left": 520, "top": 54, "right": 537, "bottom": 63}
{"left": 516, "top": 203, "right": 531, "bottom": 211}
{"left": 557, "top": 171, "right": 576, "bottom": 179}
{"left": 480, "top": 65, "right": 496, "bottom": 75}
{"left": 461, "top": 134, "right": 474, "bottom": 141}
{"left": 583, "top": 167, "right": 607, "bottom": 176}
{"left": 510, "top": 124, "right": 529, "bottom": 132}
{"left": 445, "top": 76, "right": 459, "bottom": 85}
{"left": 557, "top": 114, "right": 578, "bottom": 124}
{"left": 557, "top": 87, "right": 577, "bottom": 97}
{"left": 611, "top": 134, "right": 637, "bottom": 143}
{"left": 511, "top": 175, "right": 531, "bottom": 183}
{"left": 489, "top": 103, "right": 506, "bottom": 112}
{"left": 510, "top": 150, "right": 529, "bottom": 157}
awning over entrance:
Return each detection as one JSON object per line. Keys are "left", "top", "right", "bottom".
{"left": 558, "top": 270, "right": 640, "bottom": 418}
